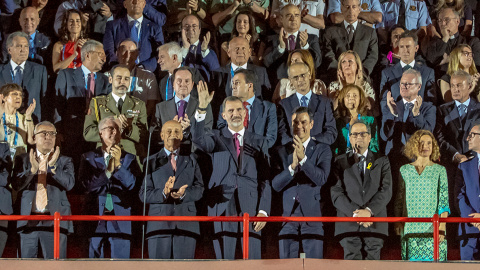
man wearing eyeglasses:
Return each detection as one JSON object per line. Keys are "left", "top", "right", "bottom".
{"left": 331, "top": 120, "right": 392, "bottom": 260}
{"left": 12, "top": 121, "right": 74, "bottom": 259}
{"left": 425, "top": 7, "right": 480, "bottom": 73}
{"left": 278, "top": 62, "right": 337, "bottom": 145}
{"left": 79, "top": 116, "right": 140, "bottom": 259}
{"left": 272, "top": 106, "right": 331, "bottom": 259}
{"left": 456, "top": 119, "right": 480, "bottom": 260}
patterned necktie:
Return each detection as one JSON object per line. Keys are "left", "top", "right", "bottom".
{"left": 233, "top": 133, "right": 241, "bottom": 157}
{"left": 301, "top": 95, "right": 308, "bottom": 107}
{"left": 347, "top": 24, "right": 354, "bottom": 45}
{"left": 117, "top": 98, "right": 124, "bottom": 113}
{"left": 14, "top": 66, "right": 23, "bottom": 86}
{"left": 35, "top": 153, "right": 48, "bottom": 211}
{"left": 187, "top": 45, "right": 197, "bottom": 68}
{"left": 177, "top": 100, "right": 186, "bottom": 119}
{"left": 402, "top": 102, "right": 415, "bottom": 143}
{"left": 130, "top": 20, "right": 140, "bottom": 43}
{"left": 459, "top": 104, "right": 467, "bottom": 118}
{"left": 358, "top": 155, "right": 365, "bottom": 179}
{"left": 402, "top": 64, "right": 412, "bottom": 72}
{"left": 243, "top": 101, "right": 250, "bottom": 128}
{"left": 403, "top": 102, "right": 414, "bottom": 122}
{"left": 170, "top": 152, "right": 177, "bottom": 172}
{"left": 29, "top": 36, "right": 35, "bottom": 58}
{"left": 288, "top": 35, "right": 296, "bottom": 51}
{"left": 104, "top": 154, "right": 114, "bottom": 212}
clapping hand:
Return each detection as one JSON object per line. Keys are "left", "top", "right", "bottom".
{"left": 164, "top": 176, "right": 175, "bottom": 197}
{"left": 171, "top": 184, "right": 188, "bottom": 199}
{"left": 48, "top": 146, "right": 60, "bottom": 167}
{"left": 25, "top": 98, "right": 36, "bottom": 120}
{"left": 386, "top": 91, "right": 398, "bottom": 115}
{"left": 201, "top": 32, "right": 211, "bottom": 52}
{"left": 29, "top": 149, "right": 39, "bottom": 174}
{"left": 412, "top": 95, "right": 422, "bottom": 116}
{"left": 298, "top": 29, "right": 308, "bottom": 47}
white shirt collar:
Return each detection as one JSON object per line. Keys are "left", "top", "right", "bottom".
{"left": 81, "top": 64, "right": 94, "bottom": 76}
{"left": 127, "top": 15, "right": 143, "bottom": 24}
{"left": 112, "top": 92, "right": 126, "bottom": 103}
{"left": 192, "top": 40, "right": 200, "bottom": 46}
{"left": 400, "top": 60, "right": 415, "bottom": 68}
{"left": 354, "top": 149, "right": 368, "bottom": 159}
{"left": 343, "top": 20, "right": 358, "bottom": 30}
{"left": 302, "top": 137, "right": 311, "bottom": 152}
{"left": 175, "top": 94, "right": 190, "bottom": 103}
{"left": 455, "top": 98, "right": 471, "bottom": 107}
{"left": 231, "top": 62, "right": 248, "bottom": 71}
{"left": 36, "top": 149, "right": 51, "bottom": 158}
{"left": 403, "top": 98, "right": 416, "bottom": 105}
{"left": 168, "top": 63, "right": 182, "bottom": 76}
{"left": 228, "top": 127, "right": 245, "bottom": 137}
{"left": 10, "top": 59, "right": 26, "bottom": 71}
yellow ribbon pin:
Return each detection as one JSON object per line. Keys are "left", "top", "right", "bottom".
{"left": 367, "top": 163, "right": 372, "bottom": 169}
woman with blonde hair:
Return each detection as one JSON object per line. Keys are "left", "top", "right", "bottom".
{"left": 272, "top": 49, "right": 327, "bottom": 104}
{"left": 394, "top": 130, "right": 450, "bottom": 261}
{"left": 439, "top": 44, "right": 480, "bottom": 101}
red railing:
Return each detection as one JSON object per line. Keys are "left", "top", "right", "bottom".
{"left": 3, "top": 214, "right": 478, "bottom": 261}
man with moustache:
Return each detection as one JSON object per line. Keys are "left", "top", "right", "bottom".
{"left": 140, "top": 120, "right": 204, "bottom": 259}
{"left": 192, "top": 84, "right": 271, "bottom": 259}
{"left": 80, "top": 116, "right": 140, "bottom": 259}
{"left": 272, "top": 107, "right": 331, "bottom": 259}
{"left": 84, "top": 64, "right": 148, "bottom": 163}
{"left": 331, "top": 120, "right": 392, "bottom": 260}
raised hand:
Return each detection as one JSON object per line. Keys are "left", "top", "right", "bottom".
{"left": 29, "top": 149, "right": 39, "bottom": 174}
{"left": 110, "top": 144, "right": 122, "bottom": 169}
{"left": 291, "top": 148, "right": 299, "bottom": 170}
{"left": 412, "top": 95, "right": 422, "bottom": 116}
{"left": 182, "top": 28, "right": 191, "bottom": 48}
{"left": 48, "top": 146, "right": 60, "bottom": 167}
{"left": 386, "top": 91, "right": 398, "bottom": 115}
{"left": 197, "top": 81, "right": 214, "bottom": 109}
{"left": 201, "top": 32, "right": 211, "bottom": 52}
{"left": 299, "top": 29, "right": 308, "bottom": 47}
{"left": 187, "top": 0, "right": 199, "bottom": 13}
{"left": 278, "top": 27, "right": 286, "bottom": 49}
{"left": 293, "top": 135, "right": 305, "bottom": 161}
{"left": 180, "top": 114, "right": 191, "bottom": 131}
{"left": 100, "top": 3, "right": 112, "bottom": 17}
{"left": 25, "top": 98, "right": 36, "bottom": 119}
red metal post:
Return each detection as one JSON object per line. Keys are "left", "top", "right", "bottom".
{"left": 433, "top": 213, "right": 439, "bottom": 262}
{"left": 54, "top": 212, "right": 61, "bottom": 260}
{"left": 243, "top": 213, "right": 250, "bottom": 260}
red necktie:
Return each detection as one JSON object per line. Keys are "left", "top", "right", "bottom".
{"left": 170, "top": 152, "right": 177, "bottom": 172}
{"left": 243, "top": 101, "right": 249, "bottom": 128}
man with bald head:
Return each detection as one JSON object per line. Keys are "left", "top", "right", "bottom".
{"left": 278, "top": 62, "right": 337, "bottom": 146}
{"left": 264, "top": 4, "right": 322, "bottom": 82}
{"left": 2, "top": 7, "right": 51, "bottom": 65}
{"left": 212, "top": 36, "right": 271, "bottom": 110}
{"left": 140, "top": 120, "right": 203, "bottom": 259}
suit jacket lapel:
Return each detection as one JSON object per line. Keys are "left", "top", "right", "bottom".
{"left": 175, "top": 155, "right": 188, "bottom": 179}
{"left": 106, "top": 93, "right": 120, "bottom": 115}
{"left": 363, "top": 151, "right": 375, "bottom": 188}
{"left": 226, "top": 64, "right": 232, "bottom": 96}
{"left": 249, "top": 98, "right": 261, "bottom": 131}
{"left": 186, "top": 97, "right": 198, "bottom": 118}
{"left": 353, "top": 24, "right": 363, "bottom": 50}
{"left": 22, "top": 62, "right": 32, "bottom": 87}
{"left": 221, "top": 128, "right": 238, "bottom": 166}
{"left": 447, "top": 102, "right": 461, "bottom": 130}
{"left": 73, "top": 68, "right": 85, "bottom": 97}
{"left": 348, "top": 152, "right": 363, "bottom": 186}
{"left": 122, "top": 94, "right": 134, "bottom": 114}
{"left": 464, "top": 99, "right": 479, "bottom": 132}
{"left": 94, "top": 73, "right": 105, "bottom": 96}
{"left": 308, "top": 93, "right": 319, "bottom": 112}
{"left": 2, "top": 64, "right": 12, "bottom": 83}
{"left": 393, "top": 63, "right": 403, "bottom": 79}
{"left": 166, "top": 99, "right": 177, "bottom": 119}
{"left": 94, "top": 148, "right": 106, "bottom": 170}
{"left": 140, "top": 19, "right": 149, "bottom": 48}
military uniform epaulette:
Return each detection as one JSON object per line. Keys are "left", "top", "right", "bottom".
{"left": 130, "top": 95, "right": 143, "bottom": 104}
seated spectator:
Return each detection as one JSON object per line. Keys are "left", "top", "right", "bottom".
{"left": 272, "top": 49, "right": 327, "bottom": 104}
{"left": 324, "top": 0, "right": 378, "bottom": 76}
{"left": 439, "top": 44, "right": 480, "bottom": 102}
{"left": 0, "top": 83, "right": 35, "bottom": 160}
{"left": 328, "top": 50, "right": 375, "bottom": 111}
{"left": 278, "top": 62, "right": 337, "bottom": 145}
{"left": 32, "top": 0, "right": 56, "bottom": 38}
{"left": 181, "top": 14, "right": 219, "bottom": 82}
{"left": 328, "top": 0, "right": 382, "bottom": 27}
{"left": 395, "top": 129, "right": 449, "bottom": 261}
{"left": 52, "top": 9, "right": 87, "bottom": 73}
{"left": 270, "top": 0, "right": 325, "bottom": 37}
{"left": 332, "top": 84, "right": 378, "bottom": 155}
{"left": 2, "top": 7, "right": 51, "bottom": 65}
{"left": 264, "top": 4, "right": 321, "bottom": 83}
{"left": 104, "top": 0, "right": 164, "bottom": 72}
{"left": 430, "top": 0, "right": 473, "bottom": 38}
{"left": 163, "top": 0, "right": 206, "bottom": 41}
{"left": 380, "top": 31, "right": 435, "bottom": 116}
{"left": 220, "top": 11, "right": 265, "bottom": 66}
{"left": 378, "top": 25, "right": 405, "bottom": 68}
{"left": 425, "top": 7, "right": 480, "bottom": 73}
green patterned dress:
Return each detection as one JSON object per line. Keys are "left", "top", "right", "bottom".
{"left": 397, "top": 163, "right": 450, "bottom": 261}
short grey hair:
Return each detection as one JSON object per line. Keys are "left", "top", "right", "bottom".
{"left": 451, "top": 69, "right": 472, "bottom": 84}
{"left": 158, "top": 42, "right": 183, "bottom": 61}
{"left": 6, "top": 32, "right": 29, "bottom": 49}
{"left": 403, "top": 69, "right": 422, "bottom": 85}
{"left": 81, "top": 40, "right": 103, "bottom": 62}
{"left": 287, "top": 62, "right": 309, "bottom": 78}
{"left": 341, "top": 0, "right": 361, "bottom": 6}
{"left": 98, "top": 116, "right": 119, "bottom": 131}
{"left": 34, "top": 121, "right": 56, "bottom": 134}
{"left": 349, "top": 119, "right": 371, "bottom": 135}
{"left": 439, "top": 7, "right": 460, "bottom": 19}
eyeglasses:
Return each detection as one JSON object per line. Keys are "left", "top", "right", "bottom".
{"left": 35, "top": 131, "right": 57, "bottom": 138}
{"left": 467, "top": 132, "right": 480, "bottom": 139}
{"left": 291, "top": 72, "right": 310, "bottom": 82}
{"left": 101, "top": 126, "right": 116, "bottom": 132}
{"left": 400, "top": 82, "right": 420, "bottom": 88}
{"left": 438, "top": 17, "right": 453, "bottom": 24}
{"left": 350, "top": 132, "right": 369, "bottom": 138}
{"left": 462, "top": 51, "right": 474, "bottom": 57}
{"left": 90, "top": 51, "right": 105, "bottom": 57}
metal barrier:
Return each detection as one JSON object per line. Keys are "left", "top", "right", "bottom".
{"left": 3, "top": 213, "right": 478, "bottom": 261}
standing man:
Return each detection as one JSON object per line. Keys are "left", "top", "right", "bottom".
{"left": 12, "top": 121, "right": 74, "bottom": 259}
{"left": 331, "top": 120, "right": 392, "bottom": 260}
{"left": 84, "top": 64, "right": 148, "bottom": 164}
{"left": 140, "top": 120, "right": 204, "bottom": 259}
{"left": 272, "top": 107, "right": 331, "bottom": 259}
{"left": 192, "top": 85, "right": 271, "bottom": 259}
{"left": 80, "top": 116, "right": 140, "bottom": 259}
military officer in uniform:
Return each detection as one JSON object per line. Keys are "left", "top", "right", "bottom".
{"left": 84, "top": 64, "right": 148, "bottom": 164}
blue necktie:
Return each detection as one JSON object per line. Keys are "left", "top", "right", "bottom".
{"left": 13, "top": 66, "right": 23, "bottom": 86}
{"left": 300, "top": 96, "right": 308, "bottom": 107}
{"left": 458, "top": 104, "right": 467, "bottom": 118}
{"left": 166, "top": 75, "right": 174, "bottom": 100}
{"left": 402, "top": 102, "right": 414, "bottom": 144}
{"left": 130, "top": 20, "right": 140, "bottom": 43}
{"left": 29, "top": 36, "right": 35, "bottom": 59}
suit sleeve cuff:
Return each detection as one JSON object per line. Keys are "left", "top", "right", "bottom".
{"left": 277, "top": 45, "right": 285, "bottom": 54}
{"left": 288, "top": 165, "right": 295, "bottom": 176}
{"left": 299, "top": 156, "right": 307, "bottom": 166}
{"left": 365, "top": 207, "right": 374, "bottom": 216}
{"left": 258, "top": 210, "right": 268, "bottom": 217}
{"left": 301, "top": 43, "right": 309, "bottom": 50}
{"left": 195, "top": 111, "right": 206, "bottom": 122}
{"left": 201, "top": 49, "right": 210, "bottom": 58}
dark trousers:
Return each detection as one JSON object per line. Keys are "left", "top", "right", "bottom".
{"left": 460, "top": 237, "right": 480, "bottom": 260}
{"left": 340, "top": 236, "right": 384, "bottom": 260}
{"left": 19, "top": 230, "right": 67, "bottom": 259}
{"left": 89, "top": 236, "right": 130, "bottom": 259}
{"left": 148, "top": 234, "right": 196, "bottom": 259}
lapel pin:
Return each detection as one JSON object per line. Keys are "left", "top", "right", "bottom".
{"left": 367, "top": 162, "right": 372, "bottom": 169}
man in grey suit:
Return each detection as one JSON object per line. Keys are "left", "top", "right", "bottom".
{"left": 331, "top": 120, "right": 392, "bottom": 260}
{"left": 324, "top": 0, "right": 378, "bottom": 75}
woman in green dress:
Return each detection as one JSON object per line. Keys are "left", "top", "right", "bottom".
{"left": 394, "top": 130, "right": 450, "bottom": 261}
{"left": 332, "top": 84, "right": 379, "bottom": 155}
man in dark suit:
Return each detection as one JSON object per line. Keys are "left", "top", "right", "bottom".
{"left": 55, "top": 40, "right": 111, "bottom": 168}
{"left": 212, "top": 37, "right": 271, "bottom": 104}
{"left": 425, "top": 7, "right": 480, "bottom": 73}
{"left": 456, "top": 120, "right": 480, "bottom": 260}
{"left": 157, "top": 42, "right": 203, "bottom": 102}
{"left": 278, "top": 62, "right": 337, "bottom": 146}
{"left": 0, "top": 31, "right": 48, "bottom": 122}
{"left": 0, "top": 142, "right": 12, "bottom": 257}
{"left": 12, "top": 121, "right": 74, "bottom": 259}
{"left": 217, "top": 69, "right": 277, "bottom": 150}
{"left": 103, "top": 0, "right": 164, "bottom": 72}
{"left": 2, "top": 7, "right": 51, "bottom": 65}
{"left": 79, "top": 116, "right": 140, "bottom": 259}
{"left": 181, "top": 14, "right": 219, "bottom": 82}
{"left": 272, "top": 107, "right": 331, "bottom": 259}
{"left": 380, "top": 31, "right": 436, "bottom": 113}
{"left": 140, "top": 120, "right": 204, "bottom": 259}
{"left": 324, "top": 0, "right": 378, "bottom": 75}
{"left": 331, "top": 120, "right": 392, "bottom": 260}
{"left": 435, "top": 70, "right": 480, "bottom": 214}
{"left": 263, "top": 4, "right": 321, "bottom": 83}
{"left": 192, "top": 85, "right": 271, "bottom": 259}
